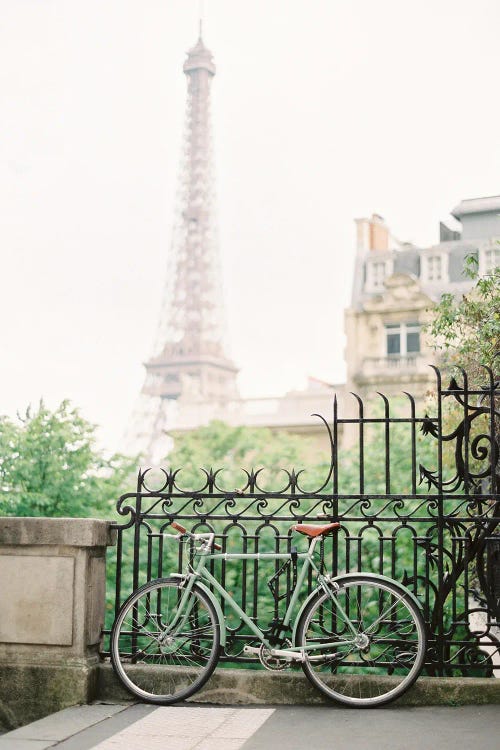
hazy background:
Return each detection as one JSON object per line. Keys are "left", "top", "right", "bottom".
{"left": 1, "top": 0, "right": 499, "bottom": 449}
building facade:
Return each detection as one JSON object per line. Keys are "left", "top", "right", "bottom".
{"left": 344, "top": 196, "right": 500, "bottom": 401}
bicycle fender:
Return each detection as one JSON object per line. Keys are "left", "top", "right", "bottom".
{"left": 292, "top": 572, "right": 423, "bottom": 646}
{"left": 170, "top": 574, "right": 227, "bottom": 647}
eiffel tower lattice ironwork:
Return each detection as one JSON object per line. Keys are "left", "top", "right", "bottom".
{"left": 127, "top": 27, "right": 238, "bottom": 461}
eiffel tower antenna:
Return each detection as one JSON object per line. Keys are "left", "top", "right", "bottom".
{"left": 199, "top": 0, "right": 204, "bottom": 37}
{"left": 126, "top": 20, "right": 238, "bottom": 462}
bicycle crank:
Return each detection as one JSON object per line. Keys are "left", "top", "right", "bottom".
{"left": 243, "top": 644, "right": 303, "bottom": 665}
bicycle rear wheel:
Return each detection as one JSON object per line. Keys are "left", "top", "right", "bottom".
{"left": 297, "top": 575, "right": 426, "bottom": 707}
{"left": 111, "top": 577, "right": 220, "bottom": 704}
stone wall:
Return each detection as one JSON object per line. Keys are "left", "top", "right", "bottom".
{"left": 0, "top": 517, "right": 115, "bottom": 730}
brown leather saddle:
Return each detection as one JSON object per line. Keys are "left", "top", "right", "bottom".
{"left": 291, "top": 522, "right": 340, "bottom": 538}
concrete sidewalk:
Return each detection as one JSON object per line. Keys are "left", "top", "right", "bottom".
{"left": 1, "top": 703, "right": 499, "bottom": 750}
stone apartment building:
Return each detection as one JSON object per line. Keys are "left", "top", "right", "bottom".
{"left": 344, "top": 195, "right": 500, "bottom": 402}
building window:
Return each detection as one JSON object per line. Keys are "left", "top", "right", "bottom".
{"left": 367, "top": 260, "right": 389, "bottom": 291}
{"left": 426, "top": 255, "right": 442, "bottom": 281}
{"left": 386, "top": 323, "right": 420, "bottom": 357}
{"left": 484, "top": 247, "right": 500, "bottom": 272}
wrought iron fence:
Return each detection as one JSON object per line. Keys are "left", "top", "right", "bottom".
{"left": 103, "top": 366, "right": 499, "bottom": 676}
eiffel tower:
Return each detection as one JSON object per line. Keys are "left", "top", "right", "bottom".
{"left": 127, "top": 25, "right": 239, "bottom": 462}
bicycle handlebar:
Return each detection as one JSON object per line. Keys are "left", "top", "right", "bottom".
{"left": 171, "top": 521, "right": 222, "bottom": 551}
{"left": 171, "top": 521, "right": 187, "bottom": 534}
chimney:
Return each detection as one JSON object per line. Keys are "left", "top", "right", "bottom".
{"left": 355, "top": 214, "right": 390, "bottom": 252}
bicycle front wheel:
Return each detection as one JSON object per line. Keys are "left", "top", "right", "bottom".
{"left": 297, "top": 575, "right": 426, "bottom": 707}
{"left": 111, "top": 577, "right": 220, "bottom": 704}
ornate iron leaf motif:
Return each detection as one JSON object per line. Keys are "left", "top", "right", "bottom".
{"left": 419, "top": 465, "right": 439, "bottom": 490}
{"left": 420, "top": 415, "right": 439, "bottom": 437}
{"left": 106, "top": 366, "right": 499, "bottom": 677}
{"left": 418, "top": 540, "right": 440, "bottom": 570}
{"left": 444, "top": 376, "right": 461, "bottom": 396}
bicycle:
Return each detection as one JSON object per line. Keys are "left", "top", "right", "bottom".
{"left": 111, "top": 521, "right": 426, "bottom": 707}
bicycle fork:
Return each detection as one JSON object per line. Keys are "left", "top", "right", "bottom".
{"left": 156, "top": 574, "right": 199, "bottom": 645}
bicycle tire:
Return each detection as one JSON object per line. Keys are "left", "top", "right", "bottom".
{"left": 296, "top": 574, "right": 426, "bottom": 707}
{"left": 111, "top": 577, "right": 220, "bottom": 704}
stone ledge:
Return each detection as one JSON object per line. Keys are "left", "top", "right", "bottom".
{"left": 0, "top": 518, "right": 116, "bottom": 548}
{"left": 97, "top": 662, "right": 500, "bottom": 707}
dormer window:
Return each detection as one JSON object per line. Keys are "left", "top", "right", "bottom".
{"left": 371, "top": 262, "right": 386, "bottom": 288}
{"left": 423, "top": 252, "right": 447, "bottom": 283}
{"left": 484, "top": 246, "right": 500, "bottom": 273}
{"left": 427, "top": 255, "right": 442, "bottom": 281}
{"left": 366, "top": 258, "right": 392, "bottom": 292}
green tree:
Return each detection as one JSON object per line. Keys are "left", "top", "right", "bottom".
{"left": 0, "top": 400, "right": 135, "bottom": 518}
{"left": 426, "top": 252, "right": 499, "bottom": 371}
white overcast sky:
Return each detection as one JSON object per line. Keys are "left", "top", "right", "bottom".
{"left": 1, "top": 0, "right": 500, "bottom": 450}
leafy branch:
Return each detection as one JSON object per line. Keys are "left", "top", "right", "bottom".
{"left": 426, "top": 251, "right": 499, "bottom": 371}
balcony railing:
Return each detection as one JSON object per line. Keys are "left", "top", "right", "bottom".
{"left": 361, "top": 354, "right": 428, "bottom": 377}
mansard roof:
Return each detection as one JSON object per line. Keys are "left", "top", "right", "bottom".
{"left": 350, "top": 196, "right": 499, "bottom": 310}
{"left": 451, "top": 195, "right": 500, "bottom": 219}
{"left": 351, "top": 242, "right": 481, "bottom": 310}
